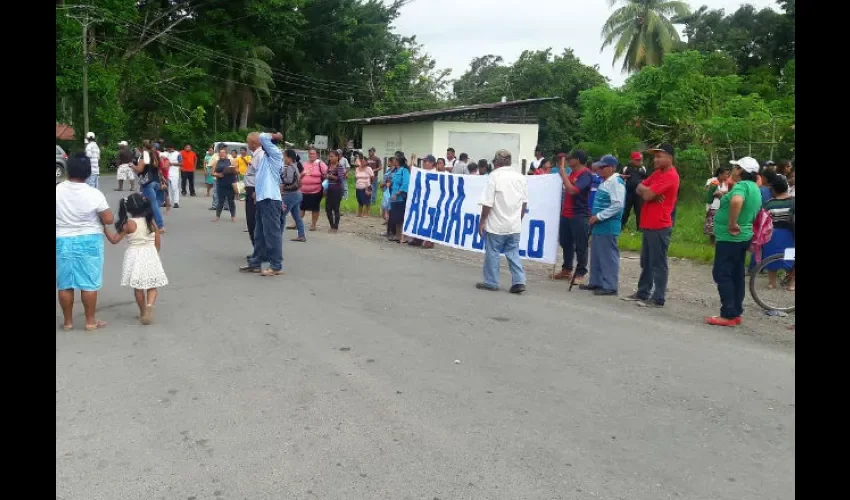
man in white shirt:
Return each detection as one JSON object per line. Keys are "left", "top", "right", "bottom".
{"left": 164, "top": 145, "right": 182, "bottom": 208}
{"left": 84, "top": 132, "right": 101, "bottom": 189}
{"left": 446, "top": 147, "right": 458, "bottom": 171}
{"left": 476, "top": 149, "right": 529, "bottom": 294}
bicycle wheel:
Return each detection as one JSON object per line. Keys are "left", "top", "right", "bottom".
{"left": 749, "top": 254, "right": 795, "bottom": 313}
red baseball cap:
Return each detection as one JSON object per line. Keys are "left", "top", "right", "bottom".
{"left": 630, "top": 151, "right": 642, "bottom": 161}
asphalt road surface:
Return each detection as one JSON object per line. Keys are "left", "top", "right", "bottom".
{"left": 57, "top": 176, "right": 795, "bottom": 500}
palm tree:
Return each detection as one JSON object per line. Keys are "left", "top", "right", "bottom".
{"left": 216, "top": 45, "right": 275, "bottom": 131}
{"left": 601, "top": 0, "right": 691, "bottom": 73}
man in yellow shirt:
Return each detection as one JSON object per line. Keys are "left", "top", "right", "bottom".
{"left": 236, "top": 147, "right": 252, "bottom": 176}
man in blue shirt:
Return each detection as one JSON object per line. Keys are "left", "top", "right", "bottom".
{"left": 240, "top": 131, "right": 285, "bottom": 276}
{"left": 580, "top": 155, "right": 626, "bottom": 296}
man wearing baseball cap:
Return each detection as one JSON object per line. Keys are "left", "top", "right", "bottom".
{"left": 552, "top": 149, "right": 593, "bottom": 284}
{"left": 84, "top": 132, "right": 101, "bottom": 190}
{"left": 580, "top": 155, "right": 626, "bottom": 296}
{"left": 620, "top": 151, "right": 647, "bottom": 230}
{"left": 622, "top": 143, "right": 680, "bottom": 308}
{"left": 706, "top": 156, "right": 763, "bottom": 327}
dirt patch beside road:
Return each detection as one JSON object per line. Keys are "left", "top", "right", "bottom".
{"left": 330, "top": 213, "right": 795, "bottom": 347}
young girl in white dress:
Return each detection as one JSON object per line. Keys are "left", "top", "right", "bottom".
{"left": 104, "top": 193, "right": 169, "bottom": 325}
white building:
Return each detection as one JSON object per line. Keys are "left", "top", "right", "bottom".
{"left": 342, "top": 98, "right": 557, "bottom": 172}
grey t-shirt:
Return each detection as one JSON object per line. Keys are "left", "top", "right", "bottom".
{"left": 243, "top": 148, "right": 264, "bottom": 187}
{"left": 451, "top": 161, "right": 470, "bottom": 175}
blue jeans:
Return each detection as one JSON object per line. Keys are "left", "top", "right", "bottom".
{"left": 482, "top": 232, "right": 525, "bottom": 288}
{"left": 141, "top": 182, "right": 165, "bottom": 229}
{"left": 282, "top": 191, "right": 306, "bottom": 238}
{"left": 370, "top": 177, "right": 379, "bottom": 204}
{"left": 85, "top": 174, "right": 99, "bottom": 189}
{"left": 249, "top": 199, "right": 283, "bottom": 271}
{"left": 211, "top": 182, "right": 219, "bottom": 208}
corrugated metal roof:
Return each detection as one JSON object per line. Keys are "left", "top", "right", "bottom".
{"left": 340, "top": 97, "right": 559, "bottom": 125}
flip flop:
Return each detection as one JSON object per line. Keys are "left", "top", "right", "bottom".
{"left": 84, "top": 320, "right": 107, "bottom": 332}
{"left": 260, "top": 269, "right": 285, "bottom": 277}
{"left": 61, "top": 324, "right": 73, "bottom": 331}
{"left": 291, "top": 237, "right": 306, "bottom": 242}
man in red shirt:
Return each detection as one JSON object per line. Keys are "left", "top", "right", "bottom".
{"left": 180, "top": 144, "right": 198, "bottom": 197}
{"left": 552, "top": 150, "right": 593, "bottom": 284}
{"left": 622, "top": 143, "right": 680, "bottom": 308}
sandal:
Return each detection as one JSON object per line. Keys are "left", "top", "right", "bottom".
{"left": 291, "top": 237, "right": 306, "bottom": 242}
{"left": 61, "top": 324, "right": 73, "bottom": 331}
{"left": 84, "top": 320, "right": 107, "bottom": 332}
{"left": 260, "top": 269, "right": 285, "bottom": 277}
{"left": 309, "top": 226, "right": 317, "bottom": 231}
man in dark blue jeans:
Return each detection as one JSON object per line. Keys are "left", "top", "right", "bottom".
{"left": 239, "top": 131, "right": 285, "bottom": 276}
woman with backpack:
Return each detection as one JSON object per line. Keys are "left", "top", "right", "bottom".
{"left": 282, "top": 149, "right": 307, "bottom": 242}
{"left": 706, "top": 157, "right": 763, "bottom": 327}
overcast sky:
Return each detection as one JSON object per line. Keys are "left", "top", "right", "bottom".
{"left": 387, "top": 0, "right": 778, "bottom": 89}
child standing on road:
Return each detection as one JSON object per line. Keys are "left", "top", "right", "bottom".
{"left": 104, "top": 193, "right": 169, "bottom": 325}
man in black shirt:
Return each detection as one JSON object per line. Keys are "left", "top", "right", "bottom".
{"left": 621, "top": 151, "right": 647, "bottom": 230}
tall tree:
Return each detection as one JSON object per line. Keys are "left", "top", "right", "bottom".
{"left": 601, "top": 0, "right": 690, "bottom": 73}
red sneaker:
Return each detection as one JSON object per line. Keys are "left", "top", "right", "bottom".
{"left": 704, "top": 316, "right": 742, "bottom": 327}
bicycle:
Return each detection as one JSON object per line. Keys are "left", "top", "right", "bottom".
{"left": 749, "top": 248, "right": 795, "bottom": 313}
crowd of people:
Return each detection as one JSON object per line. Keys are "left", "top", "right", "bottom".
{"left": 57, "top": 130, "right": 794, "bottom": 331}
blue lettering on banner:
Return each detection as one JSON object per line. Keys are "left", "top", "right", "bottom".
{"left": 403, "top": 171, "right": 423, "bottom": 233}
{"left": 526, "top": 220, "right": 545, "bottom": 258}
{"left": 445, "top": 176, "right": 465, "bottom": 245}
{"left": 431, "top": 174, "right": 448, "bottom": 241}
{"left": 461, "top": 213, "right": 475, "bottom": 247}
{"left": 416, "top": 172, "right": 439, "bottom": 237}
{"left": 471, "top": 214, "right": 484, "bottom": 250}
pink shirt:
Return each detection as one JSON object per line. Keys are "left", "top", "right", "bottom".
{"left": 301, "top": 160, "right": 328, "bottom": 194}
{"left": 354, "top": 167, "right": 374, "bottom": 189}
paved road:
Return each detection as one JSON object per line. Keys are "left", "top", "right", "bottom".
{"left": 57, "top": 176, "right": 795, "bottom": 500}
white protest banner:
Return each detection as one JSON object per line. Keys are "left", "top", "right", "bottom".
{"left": 402, "top": 167, "right": 562, "bottom": 264}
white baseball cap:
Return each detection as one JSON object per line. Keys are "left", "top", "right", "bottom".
{"left": 730, "top": 156, "right": 760, "bottom": 173}
{"left": 118, "top": 140, "right": 128, "bottom": 146}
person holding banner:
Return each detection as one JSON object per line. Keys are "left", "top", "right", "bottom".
{"left": 388, "top": 153, "right": 411, "bottom": 244}
{"left": 553, "top": 150, "right": 593, "bottom": 285}
{"left": 476, "top": 149, "right": 528, "bottom": 294}
{"left": 580, "top": 155, "right": 626, "bottom": 296}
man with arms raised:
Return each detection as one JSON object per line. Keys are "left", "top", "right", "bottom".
{"left": 240, "top": 131, "right": 285, "bottom": 277}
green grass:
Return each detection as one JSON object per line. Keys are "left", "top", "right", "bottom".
{"left": 334, "top": 176, "right": 716, "bottom": 263}
{"left": 620, "top": 200, "right": 715, "bottom": 263}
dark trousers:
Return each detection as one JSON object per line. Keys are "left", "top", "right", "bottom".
{"left": 325, "top": 188, "right": 342, "bottom": 229}
{"left": 637, "top": 227, "right": 672, "bottom": 304}
{"left": 248, "top": 199, "right": 283, "bottom": 271}
{"left": 622, "top": 190, "right": 642, "bottom": 229}
{"left": 245, "top": 186, "right": 256, "bottom": 246}
{"left": 588, "top": 233, "right": 620, "bottom": 292}
{"left": 712, "top": 240, "right": 750, "bottom": 319}
{"left": 216, "top": 184, "right": 236, "bottom": 218}
{"left": 559, "top": 216, "right": 589, "bottom": 276}
{"left": 180, "top": 170, "right": 196, "bottom": 196}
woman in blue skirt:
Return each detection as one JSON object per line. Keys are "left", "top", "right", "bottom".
{"left": 56, "top": 155, "right": 115, "bottom": 331}
{"left": 762, "top": 175, "right": 795, "bottom": 291}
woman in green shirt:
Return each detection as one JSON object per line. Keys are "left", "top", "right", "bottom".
{"left": 706, "top": 157, "right": 763, "bottom": 327}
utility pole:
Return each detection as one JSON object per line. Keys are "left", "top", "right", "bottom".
{"left": 66, "top": 5, "right": 100, "bottom": 136}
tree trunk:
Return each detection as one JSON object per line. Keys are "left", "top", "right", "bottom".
{"left": 239, "top": 100, "right": 250, "bottom": 131}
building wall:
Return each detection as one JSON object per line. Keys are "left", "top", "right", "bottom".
{"left": 431, "top": 121, "right": 540, "bottom": 172}
{"left": 361, "top": 122, "right": 435, "bottom": 163}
